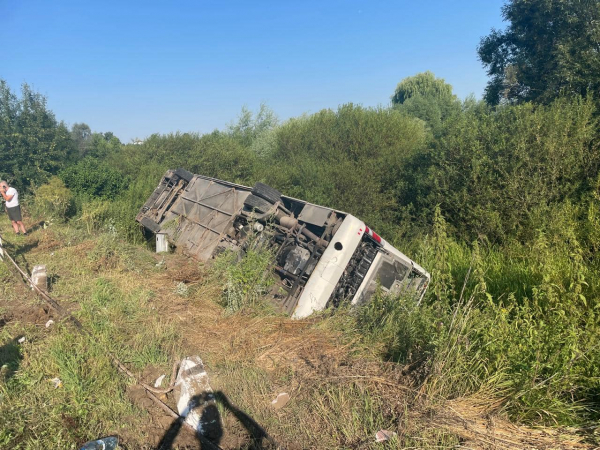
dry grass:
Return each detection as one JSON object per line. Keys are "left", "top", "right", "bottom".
{"left": 418, "top": 397, "right": 596, "bottom": 449}
{"left": 1, "top": 218, "right": 597, "bottom": 449}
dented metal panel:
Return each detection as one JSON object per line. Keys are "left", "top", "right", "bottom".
{"left": 165, "top": 176, "right": 251, "bottom": 261}
{"left": 297, "top": 204, "right": 331, "bottom": 227}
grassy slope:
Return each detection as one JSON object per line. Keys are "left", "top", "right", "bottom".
{"left": 0, "top": 219, "right": 596, "bottom": 449}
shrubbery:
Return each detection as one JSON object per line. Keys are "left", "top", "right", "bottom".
{"left": 33, "top": 176, "right": 73, "bottom": 222}
{"left": 59, "top": 157, "right": 126, "bottom": 199}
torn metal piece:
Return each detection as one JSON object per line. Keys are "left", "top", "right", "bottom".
{"left": 174, "top": 356, "right": 221, "bottom": 440}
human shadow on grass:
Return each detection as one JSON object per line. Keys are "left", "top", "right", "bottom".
{"left": 156, "top": 390, "right": 276, "bottom": 450}
{"left": 0, "top": 335, "right": 23, "bottom": 381}
{"left": 27, "top": 221, "right": 45, "bottom": 234}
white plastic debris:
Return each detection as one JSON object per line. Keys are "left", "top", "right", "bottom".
{"left": 80, "top": 436, "right": 118, "bottom": 450}
{"left": 154, "top": 374, "right": 166, "bottom": 388}
{"left": 375, "top": 429, "right": 397, "bottom": 443}
{"left": 17, "top": 336, "right": 26, "bottom": 344}
{"left": 31, "top": 265, "right": 47, "bottom": 291}
{"left": 50, "top": 377, "right": 63, "bottom": 389}
{"left": 271, "top": 393, "right": 290, "bottom": 410}
{"left": 174, "top": 356, "right": 214, "bottom": 435}
{"left": 45, "top": 319, "right": 55, "bottom": 328}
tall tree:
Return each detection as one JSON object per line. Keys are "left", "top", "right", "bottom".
{"left": 0, "top": 81, "right": 75, "bottom": 189}
{"left": 70, "top": 122, "right": 92, "bottom": 157}
{"left": 391, "top": 72, "right": 459, "bottom": 135}
{"left": 478, "top": 0, "right": 600, "bottom": 105}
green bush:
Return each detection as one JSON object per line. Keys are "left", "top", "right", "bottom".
{"left": 60, "top": 157, "right": 126, "bottom": 199}
{"left": 33, "top": 176, "right": 73, "bottom": 222}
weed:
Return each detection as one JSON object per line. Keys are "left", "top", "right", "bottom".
{"left": 32, "top": 177, "right": 73, "bottom": 222}
{"left": 211, "top": 241, "right": 275, "bottom": 314}
{"left": 174, "top": 281, "right": 189, "bottom": 297}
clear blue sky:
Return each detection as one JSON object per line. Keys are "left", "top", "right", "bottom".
{"left": 0, "top": 0, "right": 506, "bottom": 142}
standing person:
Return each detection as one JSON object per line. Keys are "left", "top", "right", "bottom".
{"left": 0, "top": 181, "right": 27, "bottom": 235}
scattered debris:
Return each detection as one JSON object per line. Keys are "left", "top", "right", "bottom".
{"left": 45, "top": 319, "right": 54, "bottom": 328}
{"left": 174, "top": 356, "right": 221, "bottom": 439}
{"left": 31, "top": 265, "right": 48, "bottom": 291}
{"left": 80, "top": 435, "right": 118, "bottom": 450}
{"left": 154, "top": 374, "right": 166, "bottom": 388}
{"left": 17, "top": 336, "right": 26, "bottom": 344}
{"left": 375, "top": 429, "right": 397, "bottom": 443}
{"left": 50, "top": 377, "right": 62, "bottom": 389}
{"left": 271, "top": 392, "right": 290, "bottom": 410}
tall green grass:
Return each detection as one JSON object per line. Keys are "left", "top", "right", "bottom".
{"left": 350, "top": 210, "right": 600, "bottom": 427}
{"left": 210, "top": 240, "right": 276, "bottom": 314}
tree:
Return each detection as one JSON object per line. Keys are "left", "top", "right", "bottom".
{"left": 60, "top": 157, "right": 125, "bottom": 199}
{"left": 70, "top": 122, "right": 92, "bottom": 157}
{"left": 391, "top": 72, "right": 460, "bottom": 135}
{"left": 0, "top": 80, "right": 75, "bottom": 189}
{"left": 478, "top": 0, "right": 600, "bottom": 105}
{"left": 419, "top": 96, "right": 599, "bottom": 242}
{"left": 227, "top": 103, "right": 278, "bottom": 147}
{"left": 392, "top": 71, "right": 455, "bottom": 105}
{"left": 84, "top": 132, "right": 121, "bottom": 159}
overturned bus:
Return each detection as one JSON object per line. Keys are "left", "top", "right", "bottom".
{"left": 136, "top": 169, "right": 430, "bottom": 318}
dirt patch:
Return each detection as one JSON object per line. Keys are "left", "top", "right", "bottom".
{"left": 35, "top": 229, "right": 64, "bottom": 252}
{"left": 0, "top": 270, "right": 55, "bottom": 328}
{"left": 125, "top": 384, "right": 196, "bottom": 449}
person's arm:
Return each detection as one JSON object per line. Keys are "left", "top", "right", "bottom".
{"left": 1, "top": 188, "right": 13, "bottom": 202}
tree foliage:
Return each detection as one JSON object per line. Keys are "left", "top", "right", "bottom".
{"left": 391, "top": 72, "right": 460, "bottom": 135}
{"left": 411, "top": 96, "right": 599, "bottom": 242}
{"left": 478, "top": 0, "right": 600, "bottom": 105}
{"left": 71, "top": 122, "right": 92, "bottom": 157}
{"left": 60, "top": 157, "right": 126, "bottom": 199}
{"left": 0, "top": 80, "right": 75, "bottom": 188}
{"left": 33, "top": 176, "right": 73, "bottom": 221}
{"left": 258, "top": 104, "right": 428, "bottom": 232}
{"left": 391, "top": 71, "right": 456, "bottom": 105}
